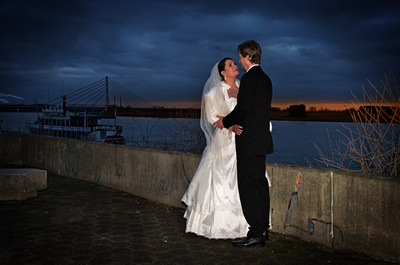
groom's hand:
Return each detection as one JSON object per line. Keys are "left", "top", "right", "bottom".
{"left": 231, "top": 124, "right": 243, "bottom": 135}
{"left": 213, "top": 115, "right": 224, "bottom": 130}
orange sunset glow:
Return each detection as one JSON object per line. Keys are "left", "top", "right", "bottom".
{"left": 151, "top": 100, "right": 363, "bottom": 111}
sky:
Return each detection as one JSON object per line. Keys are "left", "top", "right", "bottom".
{"left": 1, "top": 0, "right": 399, "bottom": 110}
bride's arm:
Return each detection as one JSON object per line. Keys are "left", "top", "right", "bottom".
{"left": 204, "top": 93, "right": 219, "bottom": 125}
{"left": 206, "top": 94, "right": 243, "bottom": 135}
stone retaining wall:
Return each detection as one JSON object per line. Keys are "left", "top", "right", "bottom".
{"left": 0, "top": 134, "right": 398, "bottom": 262}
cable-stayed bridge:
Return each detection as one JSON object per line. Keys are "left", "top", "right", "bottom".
{"left": 0, "top": 76, "right": 201, "bottom": 118}
{"left": 46, "top": 76, "right": 153, "bottom": 109}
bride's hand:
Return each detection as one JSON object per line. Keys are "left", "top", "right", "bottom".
{"left": 231, "top": 124, "right": 242, "bottom": 135}
{"left": 227, "top": 87, "right": 238, "bottom": 98}
{"left": 213, "top": 115, "right": 224, "bottom": 129}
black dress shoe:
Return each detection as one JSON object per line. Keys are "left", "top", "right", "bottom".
{"left": 232, "top": 236, "right": 265, "bottom": 247}
{"left": 263, "top": 231, "right": 269, "bottom": 240}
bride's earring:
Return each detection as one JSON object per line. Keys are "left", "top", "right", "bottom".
{"left": 224, "top": 75, "right": 226, "bottom": 80}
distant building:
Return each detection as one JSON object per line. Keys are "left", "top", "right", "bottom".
{"left": 289, "top": 104, "right": 306, "bottom": 118}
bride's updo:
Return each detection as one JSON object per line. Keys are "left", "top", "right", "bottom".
{"left": 217, "top": 57, "right": 233, "bottom": 78}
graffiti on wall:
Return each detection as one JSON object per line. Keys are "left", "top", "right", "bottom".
{"left": 283, "top": 175, "right": 344, "bottom": 244}
{"left": 139, "top": 174, "right": 178, "bottom": 198}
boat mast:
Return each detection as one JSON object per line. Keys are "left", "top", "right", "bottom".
{"left": 106, "top": 76, "right": 109, "bottom": 108}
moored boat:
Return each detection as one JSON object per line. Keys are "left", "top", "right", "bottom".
{"left": 25, "top": 106, "right": 125, "bottom": 144}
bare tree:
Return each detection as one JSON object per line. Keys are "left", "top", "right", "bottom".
{"left": 314, "top": 70, "right": 399, "bottom": 177}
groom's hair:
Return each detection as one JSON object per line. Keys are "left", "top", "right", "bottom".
{"left": 237, "top": 40, "right": 262, "bottom": 64}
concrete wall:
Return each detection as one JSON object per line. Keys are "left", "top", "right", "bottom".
{"left": 266, "top": 164, "right": 400, "bottom": 262}
{"left": 1, "top": 134, "right": 399, "bottom": 262}
{"left": 1, "top": 133, "right": 22, "bottom": 166}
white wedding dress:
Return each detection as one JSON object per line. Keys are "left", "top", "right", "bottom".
{"left": 181, "top": 81, "right": 249, "bottom": 239}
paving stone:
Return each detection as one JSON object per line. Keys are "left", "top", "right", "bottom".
{"left": 0, "top": 174, "right": 395, "bottom": 265}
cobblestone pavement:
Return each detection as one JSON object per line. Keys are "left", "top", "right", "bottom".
{"left": 0, "top": 175, "right": 396, "bottom": 265}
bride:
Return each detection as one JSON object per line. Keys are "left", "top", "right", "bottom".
{"left": 182, "top": 58, "right": 249, "bottom": 239}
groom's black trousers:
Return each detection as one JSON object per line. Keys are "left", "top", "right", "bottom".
{"left": 237, "top": 154, "right": 270, "bottom": 238}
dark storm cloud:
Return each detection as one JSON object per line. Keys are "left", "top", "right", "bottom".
{"left": 1, "top": 0, "right": 399, "bottom": 107}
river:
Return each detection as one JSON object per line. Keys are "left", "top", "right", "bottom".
{"left": 0, "top": 112, "right": 357, "bottom": 169}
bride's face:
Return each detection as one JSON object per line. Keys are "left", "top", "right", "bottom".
{"left": 223, "top": 59, "right": 239, "bottom": 79}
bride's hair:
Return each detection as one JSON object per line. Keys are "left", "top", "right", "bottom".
{"left": 217, "top": 58, "right": 232, "bottom": 78}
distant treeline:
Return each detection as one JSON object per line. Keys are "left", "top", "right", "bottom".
{"left": 0, "top": 104, "right": 397, "bottom": 122}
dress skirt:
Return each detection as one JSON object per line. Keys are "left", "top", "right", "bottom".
{"left": 182, "top": 129, "right": 249, "bottom": 239}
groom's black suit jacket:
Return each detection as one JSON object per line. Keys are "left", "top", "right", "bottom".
{"left": 223, "top": 65, "right": 273, "bottom": 155}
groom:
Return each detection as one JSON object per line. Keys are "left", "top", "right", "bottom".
{"left": 213, "top": 40, "right": 273, "bottom": 247}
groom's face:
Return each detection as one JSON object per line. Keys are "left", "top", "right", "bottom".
{"left": 238, "top": 53, "right": 250, "bottom": 72}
